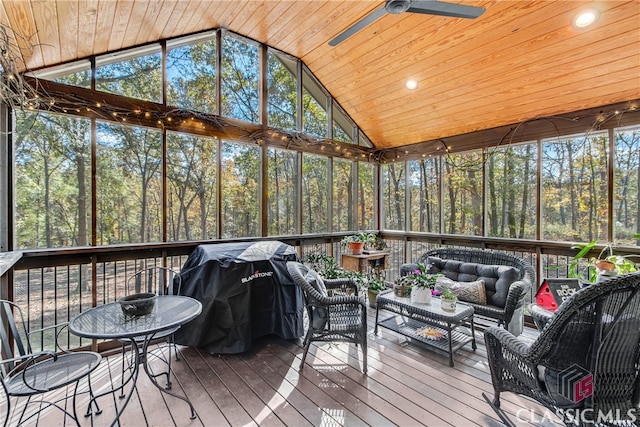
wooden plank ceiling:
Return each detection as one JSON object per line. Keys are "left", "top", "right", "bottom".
{"left": 0, "top": 0, "right": 638, "bottom": 150}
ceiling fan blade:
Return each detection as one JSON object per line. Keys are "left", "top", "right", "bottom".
{"left": 407, "top": 0, "right": 485, "bottom": 19}
{"left": 329, "top": 6, "right": 387, "bottom": 46}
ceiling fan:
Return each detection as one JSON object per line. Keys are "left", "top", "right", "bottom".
{"left": 328, "top": 0, "right": 485, "bottom": 46}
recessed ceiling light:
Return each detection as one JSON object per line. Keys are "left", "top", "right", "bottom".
{"left": 405, "top": 79, "right": 418, "bottom": 90}
{"left": 573, "top": 8, "right": 600, "bottom": 28}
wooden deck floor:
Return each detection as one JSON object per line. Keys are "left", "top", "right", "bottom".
{"left": 7, "top": 309, "right": 563, "bottom": 427}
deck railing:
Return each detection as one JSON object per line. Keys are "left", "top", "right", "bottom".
{"left": 6, "top": 233, "right": 639, "bottom": 352}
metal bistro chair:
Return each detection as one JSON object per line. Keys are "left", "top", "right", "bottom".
{"left": 0, "top": 300, "right": 102, "bottom": 426}
{"left": 120, "top": 266, "right": 182, "bottom": 395}
{"left": 484, "top": 271, "right": 640, "bottom": 427}
{"left": 287, "top": 261, "right": 368, "bottom": 373}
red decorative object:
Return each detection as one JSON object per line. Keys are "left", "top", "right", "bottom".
{"left": 535, "top": 278, "right": 581, "bottom": 312}
{"left": 535, "top": 281, "right": 559, "bottom": 311}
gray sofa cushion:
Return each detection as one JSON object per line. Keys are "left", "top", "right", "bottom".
{"left": 427, "top": 256, "right": 519, "bottom": 309}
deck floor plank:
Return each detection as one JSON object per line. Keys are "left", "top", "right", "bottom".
{"left": 21, "top": 310, "right": 567, "bottom": 427}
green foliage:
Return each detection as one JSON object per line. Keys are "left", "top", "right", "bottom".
{"left": 569, "top": 239, "right": 639, "bottom": 283}
{"left": 439, "top": 284, "right": 457, "bottom": 300}
{"left": 395, "top": 263, "right": 442, "bottom": 290}
{"left": 340, "top": 231, "right": 377, "bottom": 247}
{"left": 302, "top": 246, "right": 368, "bottom": 290}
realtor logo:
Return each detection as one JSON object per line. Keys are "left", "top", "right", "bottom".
{"left": 558, "top": 364, "right": 593, "bottom": 403}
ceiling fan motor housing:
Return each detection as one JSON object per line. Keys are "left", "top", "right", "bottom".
{"left": 386, "top": 0, "right": 411, "bottom": 14}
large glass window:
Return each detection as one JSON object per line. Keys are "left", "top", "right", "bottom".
{"left": 614, "top": 125, "right": 640, "bottom": 245}
{"left": 443, "top": 152, "right": 483, "bottom": 235}
{"left": 14, "top": 112, "right": 91, "bottom": 249}
{"left": 221, "top": 140, "right": 260, "bottom": 237}
{"left": 96, "top": 122, "right": 162, "bottom": 244}
{"left": 332, "top": 104, "right": 354, "bottom": 143}
{"left": 333, "top": 158, "right": 354, "bottom": 231}
{"left": 96, "top": 46, "right": 162, "bottom": 103}
{"left": 166, "top": 34, "right": 217, "bottom": 114}
{"left": 382, "top": 162, "right": 406, "bottom": 230}
{"left": 542, "top": 132, "right": 609, "bottom": 242}
{"left": 487, "top": 143, "right": 537, "bottom": 239}
{"left": 28, "top": 60, "right": 91, "bottom": 89}
{"left": 302, "top": 154, "right": 328, "bottom": 233}
{"left": 267, "top": 50, "right": 297, "bottom": 131}
{"left": 409, "top": 158, "right": 440, "bottom": 232}
{"left": 167, "top": 132, "right": 218, "bottom": 241}
{"left": 221, "top": 34, "right": 259, "bottom": 123}
{"left": 302, "top": 67, "right": 328, "bottom": 139}
{"left": 358, "top": 162, "right": 375, "bottom": 230}
{"left": 268, "top": 148, "right": 298, "bottom": 236}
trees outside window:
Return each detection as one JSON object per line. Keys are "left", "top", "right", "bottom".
{"left": 166, "top": 35, "right": 217, "bottom": 114}
{"left": 409, "top": 158, "right": 440, "bottom": 232}
{"left": 358, "top": 162, "right": 375, "bottom": 230}
{"left": 95, "top": 48, "right": 162, "bottom": 103}
{"left": 267, "top": 50, "right": 297, "bottom": 131}
{"left": 221, "top": 140, "right": 259, "bottom": 238}
{"left": 96, "top": 122, "right": 162, "bottom": 245}
{"left": 333, "top": 158, "right": 354, "bottom": 231}
{"left": 166, "top": 132, "right": 218, "bottom": 241}
{"left": 14, "top": 112, "right": 91, "bottom": 249}
{"left": 302, "top": 154, "right": 328, "bottom": 233}
{"left": 268, "top": 148, "right": 298, "bottom": 236}
{"left": 542, "top": 132, "right": 609, "bottom": 242}
{"left": 487, "top": 144, "right": 537, "bottom": 239}
{"left": 443, "top": 152, "right": 483, "bottom": 235}
{"left": 221, "top": 35, "right": 259, "bottom": 123}
{"left": 614, "top": 125, "right": 640, "bottom": 245}
{"left": 302, "top": 68, "right": 328, "bottom": 139}
{"left": 382, "top": 162, "right": 405, "bottom": 230}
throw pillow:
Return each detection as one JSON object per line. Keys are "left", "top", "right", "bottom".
{"left": 304, "top": 269, "right": 329, "bottom": 330}
{"left": 435, "top": 277, "right": 487, "bottom": 305}
{"left": 305, "top": 269, "right": 328, "bottom": 296}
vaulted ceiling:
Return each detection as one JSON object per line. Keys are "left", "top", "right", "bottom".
{"left": 1, "top": 0, "right": 639, "bottom": 149}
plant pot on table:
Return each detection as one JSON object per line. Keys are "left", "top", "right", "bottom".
{"left": 348, "top": 241, "right": 364, "bottom": 255}
{"left": 411, "top": 286, "right": 432, "bottom": 304}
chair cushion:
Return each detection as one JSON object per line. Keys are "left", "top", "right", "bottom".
{"left": 303, "top": 269, "right": 328, "bottom": 329}
{"left": 305, "top": 269, "right": 327, "bottom": 296}
{"left": 435, "top": 277, "right": 487, "bottom": 305}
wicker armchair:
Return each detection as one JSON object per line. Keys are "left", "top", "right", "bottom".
{"left": 287, "top": 261, "right": 368, "bottom": 373}
{"left": 484, "top": 271, "right": 640, "bottom": 426}
{"left": 402, "top": 247, "right": 534, "bottom": 335}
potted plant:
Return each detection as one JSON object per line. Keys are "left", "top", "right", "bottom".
{"left": 341, "top": 232, "right": 377, "bottom": 255}
{"left": 569, "top": 238, "right": 640, "bottom": 284}
{"left": 366, "top": 275, "right": 388, "bottom": 308}
{"left": 439, "top": 285, "right": 458, "bottom": 311}
{"left": 393, "top": 262, "right": 441, "bottom": 303}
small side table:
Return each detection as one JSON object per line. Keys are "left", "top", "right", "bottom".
{"left": 341, "top": 252, "right": 390, "bottom": 273}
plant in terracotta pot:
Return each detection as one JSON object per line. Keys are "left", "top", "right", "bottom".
{"left": 341, "top": 232, "right": 377, "bottom": 255}
{"left": 569, "top": 238, "right": 639, "bottom": 283}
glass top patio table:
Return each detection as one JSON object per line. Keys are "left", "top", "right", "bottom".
{"left": 70, "top": 295, "right": 202, "bottom": 340}
{"left": 69, "top": 295, "right": 202, "bottom": 426}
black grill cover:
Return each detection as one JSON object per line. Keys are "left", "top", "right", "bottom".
{"left": 174, "top": 241, "right": 304, "bottom": 354}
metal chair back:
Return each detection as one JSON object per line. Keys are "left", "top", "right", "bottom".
{"left": 127, "top": 266, "right": 182, "bottom": 296}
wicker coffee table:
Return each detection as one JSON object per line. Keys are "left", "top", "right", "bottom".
{"left": 374, "top": 290, "right": 476, "bottom": 366}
